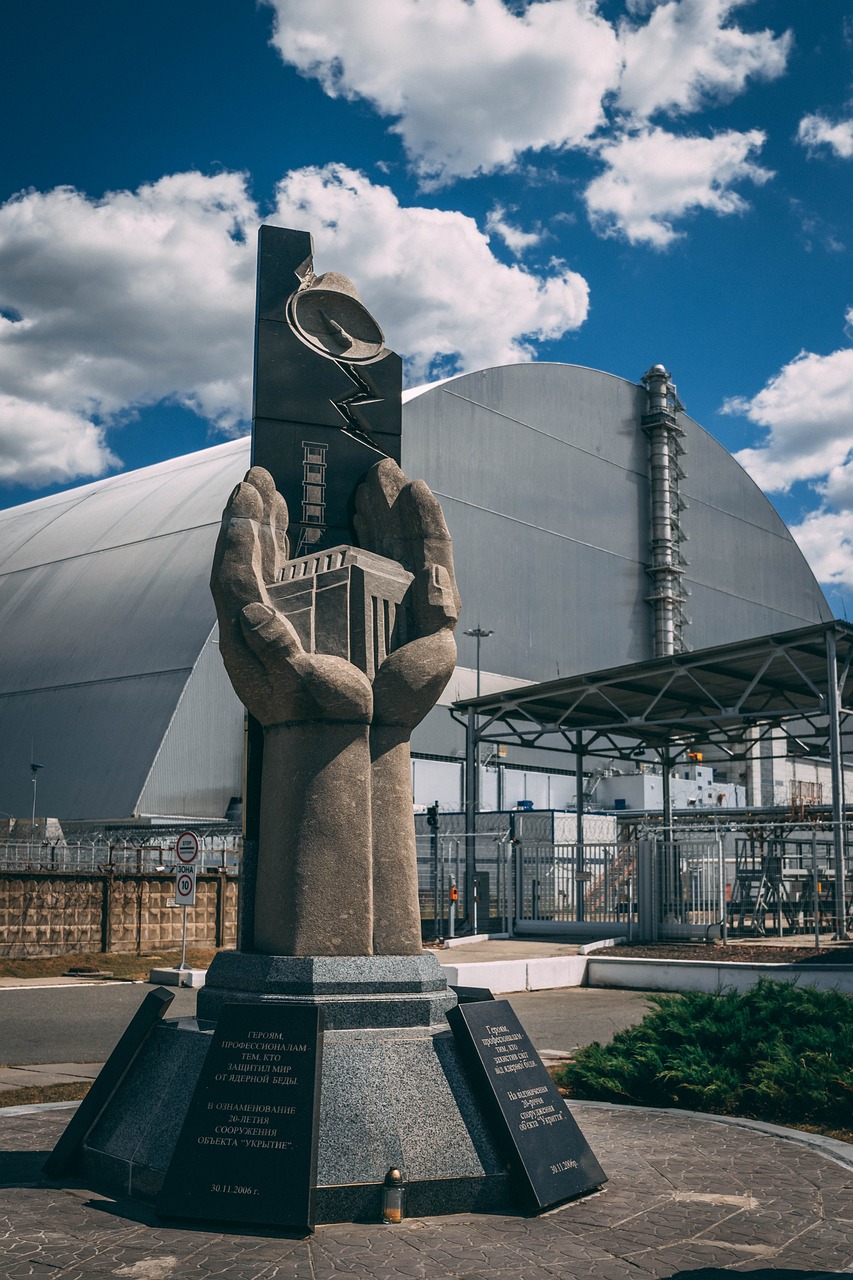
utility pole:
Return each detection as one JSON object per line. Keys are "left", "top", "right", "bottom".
{"left": 464, "top": 626, "right": 494, "bottom": 697}
{"left": 463, "top": 627, "right": 493, "bottom": 928}
{"left": 30, "top": 760, "right": 44, "bottom": 829}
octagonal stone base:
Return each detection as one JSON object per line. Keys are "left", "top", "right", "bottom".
{"left": 80, "top": 954, "right": 515, "bottom": 1222}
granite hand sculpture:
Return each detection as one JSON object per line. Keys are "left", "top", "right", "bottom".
{"left": 211, "top": 460, "right": 459, "bottom": 956}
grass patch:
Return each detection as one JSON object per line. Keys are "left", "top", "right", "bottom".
{"left": 556, "top": 978, "right": 853, "bottom": 1137}
{"left": 0, "top": 948, "right": 224, "bottom": 982}
{"left": 0, "top": 1080, "right": 91, "bottom": 1109}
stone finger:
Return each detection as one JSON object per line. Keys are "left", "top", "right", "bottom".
{"left": 411, "top": 564, "right": 458, "bottom": 633}
{"left": 398, "top": 479, "right": 453, "bottom": 542}
{"left": 271, "top": 491, "right": 290, "bottom": 564}
{"left": 229, "top": 476, "right": 265, "bottom": 519}
{"left": 210, "top": 515, "right": 266, "bottom": 617}
{"left": 240, "top": 602, "right": 303, "bottom": 664}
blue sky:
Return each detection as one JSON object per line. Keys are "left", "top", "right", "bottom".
{"left": 1, "top": 0, "right": 851, "bottom": 608}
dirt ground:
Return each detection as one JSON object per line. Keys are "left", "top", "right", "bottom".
{"left": 612, "top": 942, "right": 853, "bottom": 965}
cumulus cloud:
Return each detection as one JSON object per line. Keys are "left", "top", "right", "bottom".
{"left": 0, "top": 396, "right": 118, "bottom": 485}
{"left": 0, "top": 173, "right": 258, "bottom": 485}
{"left": 271, "top": 165, "right": 588, "bottom": 379}
{"left": 726, "top": 311, "right": 853, "bottom": 587}
{"left": 788, "top": 509, "right": 853, "bottom": 590}
{"left": 797, "top": 112, "right": 853, "bottom": 160}
{"left": 485, "top": 206, "right": 542, "bottom": 256}
{"left": 264, "top": 0, "right": 790, "bottom": 191}
{"left": 0, "top": 165, "right": 589, "bottom": 485}
{"left": 264, "top": 0, "right": 620, "bottom": 185}
{"left": 618, "top": 0, "right": 791, "bottom": 120}
{"left": 727, "top": 310, "right": 853, "bottom": 490}
{"left": 584, "top": 126, "right": 771, "bottom": 246}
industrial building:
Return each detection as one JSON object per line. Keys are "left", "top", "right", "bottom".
{"left": 0, "top": 362, "right": 833, "bottom": 826}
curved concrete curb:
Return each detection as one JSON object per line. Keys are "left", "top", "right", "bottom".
{"left": 444, "top": 955, "right": 587, "bottom": 993}
{"left": 572, "top": 1099, "right": 853, "bottom": 1174}
{"left": 588, "top": 955, "right": 853, "bottom": 993}
{"left": 1, "top": 1100, "right": 80, "bottom": 1117}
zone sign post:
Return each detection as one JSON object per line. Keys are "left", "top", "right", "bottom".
{"left": 174, "top": 831, "right": 200, "bottom": 975}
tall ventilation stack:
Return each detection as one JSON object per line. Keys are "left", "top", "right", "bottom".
{"left": 641, "top": 364, "right": 690, "bottom": 656}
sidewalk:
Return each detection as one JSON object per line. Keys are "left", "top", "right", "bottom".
{"left": 2, "top": 1098, "right": 851, "bottom": 1276}
{"left": 3, "top": 934, "right": 850, "bottom": 1094}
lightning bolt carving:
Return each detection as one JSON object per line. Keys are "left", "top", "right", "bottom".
{"left": 331, "top": 361, "right": 384, "bottom": 444}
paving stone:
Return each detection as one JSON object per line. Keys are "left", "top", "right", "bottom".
{"left": 1, "top": 1104, "right": 852, "bottom": 1277}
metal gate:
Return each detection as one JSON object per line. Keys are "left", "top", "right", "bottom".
{"left": 654, "top": 838, "right": 725, "bottom": 940}
{"left": 512, "top": 841, "right": 639, "bottom": 935}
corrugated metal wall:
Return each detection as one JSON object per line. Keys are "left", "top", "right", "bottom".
{"left": 0, "top": 363, "right": 832, "bottom": 821}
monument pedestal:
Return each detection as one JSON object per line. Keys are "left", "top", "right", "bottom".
{"left": 80, "top": 953, "right": 514, "bottom": 1222}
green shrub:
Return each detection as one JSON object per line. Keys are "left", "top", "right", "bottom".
{"left": 557, "top": 979, "right": 853, "bottom": 1130}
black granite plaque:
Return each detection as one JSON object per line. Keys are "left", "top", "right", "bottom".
{"left": 450, "top": 984, "right": 495, "bottom": 1004}
{"left": 44, "top": 986, "right": 175, "bottom": 1177}
{"left": 447, "top": 999, "right": 606, "bottom": 1213}
{"left": 156, "top": 1002, "right": 323, "bottom": 1230}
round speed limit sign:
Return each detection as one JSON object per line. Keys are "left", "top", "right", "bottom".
{"left": 175, "top": 830, "right": 200, "bottom": 864}
{"left": 175, "top": 870, "right": 196, "bottom": 906}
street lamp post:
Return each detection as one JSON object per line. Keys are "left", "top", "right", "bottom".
{"left": 463, "top": 626, "right": 494, "bottom": 698}
{"left": 463, "top": 627, "right": 493, "bottom": 929}
{"left": 30, "top": 761, "right": 44, "bottom": 829}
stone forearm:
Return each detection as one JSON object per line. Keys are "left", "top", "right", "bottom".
{"left": 254, "top": 721, "right": 374, "bottom": 956}
{"left": 369, "top": 726, "right": 423, "bottom": 955}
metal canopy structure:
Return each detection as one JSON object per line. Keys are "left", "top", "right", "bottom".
{"left": 454, "top": 621, "right": 853, "bottom": 937}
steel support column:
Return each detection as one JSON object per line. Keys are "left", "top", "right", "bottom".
{"left": 465, "top": 706, "right": 478, "bottom": 927}
{"left": 661, "top": 750, "right": 673, "bottom": 840}
{"left": 575, "top": 733, "right": 586, "bottom": 922}
{"left": 826, "top": 630, "right": 850, "bottom": 938}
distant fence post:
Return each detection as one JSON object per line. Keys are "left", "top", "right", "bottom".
{"left": 215, "top": 869, "right": 228, "bottom": 947}
{"left": 101, "top": 869, "right": 114, "bottom": 954}
{"left": 637, "top": 840, "right": 656, "bottom": 942}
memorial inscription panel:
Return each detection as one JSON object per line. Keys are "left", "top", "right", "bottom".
{"left": 447, "top": 999, "right": 606, "bottom": 1212}
{"left": 157, "top": 1003, "right": 323, "bottom": 1230}
{"left": 45, "top": 986, "right": 175, "bottom": 1178}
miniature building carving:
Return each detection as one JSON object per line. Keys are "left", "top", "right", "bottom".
{"left": 268, "top": 545, "right": 413, "bottom": 681}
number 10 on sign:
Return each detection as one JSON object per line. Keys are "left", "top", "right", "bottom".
{"left": 175, "top": 868, "right": 196, "bottom": 973}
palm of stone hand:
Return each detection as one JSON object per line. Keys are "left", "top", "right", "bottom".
{"left": 210, "top": 461, "right": 459, "bottom": 728}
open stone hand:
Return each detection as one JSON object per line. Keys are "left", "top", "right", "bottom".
{"left": 209, "top": 460, "right": 460, "bottom": 957}
{"left": 354, "top": 458, "right": 460, "bottom": 730}
{"left": 210, "top": 466, "right": 372, "bottom": 727}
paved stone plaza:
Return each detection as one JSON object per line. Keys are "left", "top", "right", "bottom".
{"left": 2, "top": 1100, "right": 852, "bottom": 1279}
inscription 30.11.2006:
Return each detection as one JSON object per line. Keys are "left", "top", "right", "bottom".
{"left": 156, "top": 1003, "right": 323, "bottom": 1230}
{"left": 447, "top": 999, "right": 605, "bottom": 1213}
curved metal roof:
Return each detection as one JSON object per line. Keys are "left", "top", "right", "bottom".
{"left": 0, "top": 440, "right": 251, "bottom": 819}
{"left": 0, "top": 362, "right": 831, "bottom": 819}
{"left": 401, "top": 363, "right": 831, "bottom": 687}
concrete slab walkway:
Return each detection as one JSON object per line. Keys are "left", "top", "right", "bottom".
{"left": 1, "top": 1100, "right": 851, "bottom": 1277}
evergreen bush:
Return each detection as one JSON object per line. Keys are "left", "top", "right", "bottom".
{"left": 557, "top": 979, "right": 853, "bottom": 1130}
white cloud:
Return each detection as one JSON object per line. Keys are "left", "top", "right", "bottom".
{"left": 0, "top": 165, "right": 589, "bottom": 485}
{"left": 264, "top": 0, "right": 790, "bottom": 188}
{"left": 788, "top": 509, "right": 853, "bottom": 590}
{"left": 726, "top": 310, "right": 853, "bottom": 588}
{"left": 797, "top": 113, "right": 853, "bottom": 160}
{"left": 584, "top": 125, "right": 771, "bottom": 246}
{"left": 264, "top": 0, "right": 622, "bottom": 184}
{"left": 485, "top": 206, "right": 542, "bottom": 256}
{"left": 0, "top": 396, "right": 117, "bottom": 485}
{"left": 271, "top": 164, "right": 588, "bottom": 380}
{"left": 0, "top": 173, "right": 258, "bottom": 485}
{"left": 727, "top": 311, "right": 853, "bottom": 490}
{"left": 618, "top": 0, "right": 791, "bottom": 120}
